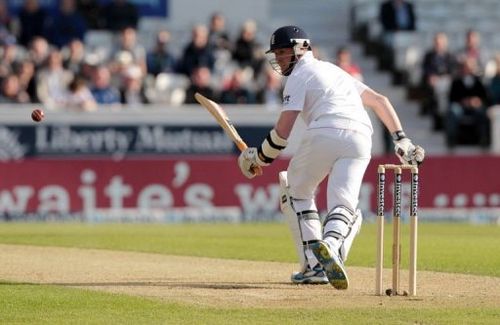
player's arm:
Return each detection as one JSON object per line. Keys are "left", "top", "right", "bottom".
{"left": 256, "top": 110, "right": 298, "bottom": 165}
{"left": 274, "top": 110, "right": 300, "bottom": 139}
{"left": 237, "top": 110, "right": 298, "bottom": 179}
{"left": 360, "top": 87, "right": 425, "bottom": 165}
{"left": 359, "top": 87, "right": 403, "bottom": 134}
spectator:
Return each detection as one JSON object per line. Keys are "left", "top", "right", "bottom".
{"left": 0, "top": 0, "right": 17, "bottom": 37}
{"left": 14, "top": 60, "right": 38, "bottom": 103}
{"left": 28, "top": 36, "right": 51, "bottom": 72}
{"left": 90, "top": 65, "right": 120, "bottom": 105}
{"left": 36, "top": 49, "right": 74, "bottom": 107}
{"left": 207, "top": 12, "right": 233, "bottom": 85}
{"left": 446, "top": 58, "right": 490, "bottom": 148}
{"left": 233, "top": 20, "right": 267, "bottom": 83}
{"left": 378, "top": 0, "right": 416, "bottom": 70}
{"left": 232, "top": 20, "right": 260, "bottom": 69}
{"left": 420, "top": 32, "right": 456, "bottom": 130}
{"left": 102, "top": 0, "right": 138, "bottom": 31}
{"left": 184, "top": 66, "right": 216, "bottom": 104}
{"left": 0, "top": 37, "right": 19, "bottom": 79}
{"left": 0, "top": 74, "right": 30, "bottom": 103}
{"left": 335, "top": 46, "right": 363, "bottom": 81}
{"left": 109, "top": 27, "right": 146, "bottom": 78}
{"left": 77, "top": 0, "right": 102, "bottom": 29}
{"left": 145, "top": 72, "right": 189, "bottom": 106}
{"left": 18, "top": 0, "right": 48, "bottom": 47}
{"left": 252, "top": 41, "right": 270, "bottom": 87}
{"left": 220, "top": 67, "right": 256, "bottom": 104}
{"left": 178, "top": 24, "right": 215, "bottom": 77}
{"left": 488, "top": 54, "right": 500, "bottom": 106}
{"left": 119, "top": 65, "right": 148, "bottom": 105}
{"left": 208, "top": 12, "right": 232, "bottom": 52}
{"left": 62, "top": 39, "right": 87, "bottom": 76}
{"left": 146, "top": 30, "right": 177, "bottom": 76}
{"left": 45, "top": 0, "right": 87, "bottom": 48}
{"left": 455, "top": 29, "right": 489, "bottom": 75}
{"left": 64, "top": 75, "right": 97, "bottom": 111}
{"left": 379, "top": 0, "right": 416, "bottom": 33}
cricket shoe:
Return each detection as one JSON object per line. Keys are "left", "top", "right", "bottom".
{"left": 310, "top": 240, "right": 349, "bottom": 290}
{"left": 291, "top": 264, "right": 329, "bottom": 284}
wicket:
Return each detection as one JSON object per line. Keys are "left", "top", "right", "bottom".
{"left": 375, "top": 164, "right": 419, "bottom": 296}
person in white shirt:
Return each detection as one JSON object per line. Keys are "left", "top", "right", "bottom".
{"left": 238, "top": 26, "right": 425, "bottom": 289}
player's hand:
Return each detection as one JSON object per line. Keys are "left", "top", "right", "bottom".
{"left": 238, "top": 147, "right": 261, "bottom": 179}
{"left": 394, "top": 138, "right": 425, "bottom": 166}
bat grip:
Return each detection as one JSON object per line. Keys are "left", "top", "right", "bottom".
{"left": 236, "top": 141, "right": 248, "bottom": 152}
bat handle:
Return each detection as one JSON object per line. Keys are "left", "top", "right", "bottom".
{"left": 236, "top": 141, "right": 248, "bottom": 152}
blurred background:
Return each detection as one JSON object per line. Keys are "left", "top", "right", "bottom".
{"left": 0, "top": 0, "right": 498, "bottom": 224}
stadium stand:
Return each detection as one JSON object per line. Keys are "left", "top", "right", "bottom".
{"left": 1, "top": 0, "right": 498, "bottom": 154}
{"left": 352, "top": 0, "right": 499, "bottom": 152}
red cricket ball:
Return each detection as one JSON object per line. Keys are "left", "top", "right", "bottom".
{"left": 31, "top": 109, "right": 44, "bottom": 122}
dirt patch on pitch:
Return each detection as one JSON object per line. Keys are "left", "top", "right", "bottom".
{"left": 1, "top": 244, "right": 499, "bottom": 309}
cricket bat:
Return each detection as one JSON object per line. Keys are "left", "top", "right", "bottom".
{"left": 194, "top": 92, "right": 262, "bottom": 175}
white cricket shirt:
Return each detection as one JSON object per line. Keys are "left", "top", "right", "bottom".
{"left": 282, "top": 51, "right": 373, "bottom": 136}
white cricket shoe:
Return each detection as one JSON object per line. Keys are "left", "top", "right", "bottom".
{"left": 311, "top": 240, "right": 349, "bottom": 290}
{"left": 291, "top": 264, "right": 329, "bottom": 284}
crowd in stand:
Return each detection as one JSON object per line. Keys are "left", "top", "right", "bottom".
{"left": 376, "top": 0, "right": 499, "bottom": 149}
{"left": 419, "top": 29, "right": 496, "bottom": 148}
{"left": 0, "top": 0, "right": 285, "bottom": 112}
{"left": 8, "top": 0, "right": 494, "bottom": 149}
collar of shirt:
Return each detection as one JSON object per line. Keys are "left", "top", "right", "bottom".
{"left": 294, "top": 51, "right": 314, "bottom": 72}
{"left": 300, "top": 51, "right": 314, "bottom": 63}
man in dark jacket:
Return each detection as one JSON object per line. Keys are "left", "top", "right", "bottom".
{"left": 378, "top": 0, "right": 416, "bottom": 70}
{"left": 446, "top": 58, "right": 490, "bottom": 148}
{"left": 379, "top": 0, "right": 416, "bottom": 32}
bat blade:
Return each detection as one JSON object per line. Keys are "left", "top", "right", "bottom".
{"left": 194, "top": 93, "right": 247, "bottom": 151}
{"left": 194, "top": 92, "right": 262, "bottom": 175}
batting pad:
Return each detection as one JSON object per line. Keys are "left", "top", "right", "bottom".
{"left": 279, "top": 171, "right": 322, "bottom": 272}
{"left": 323, "top": 206, "right": 363, "bottom": 262}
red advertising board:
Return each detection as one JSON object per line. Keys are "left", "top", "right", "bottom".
{"left": 0, "top": 155, "right": 498, "bottom": 221}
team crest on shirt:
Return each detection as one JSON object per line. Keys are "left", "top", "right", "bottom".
{"left": 283, "top": 95, "right": 290, "bottom": 104}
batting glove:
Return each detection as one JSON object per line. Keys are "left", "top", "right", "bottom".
{"left": 238, "top": 147, "right": 262, "bottom": 179}
{"left": 393, "top": 132, "right": 425, "bottom": 166}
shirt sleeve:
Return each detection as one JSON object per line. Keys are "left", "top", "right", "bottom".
{"left": 282, "top": 75, "right": 305, "bottom": 111}
{"left": 352, "top": 77, "right": 369, "bottom": 95}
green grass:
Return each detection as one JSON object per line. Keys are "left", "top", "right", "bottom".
{"left": 0, "top": 222, "right": 293, "bottom": 262}
{"left": 0, "top": 222, "right": 499, "bottom": 324}
{"left": 1, "top": 283, "right": 499, "bottom": 325}
{"left": 0, "top": 222, "right": 499, "bottom": 277}
{"left": 352, "top": 222, "right": 500, "bottom": 277}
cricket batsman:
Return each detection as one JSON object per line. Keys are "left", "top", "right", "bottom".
{"left": 237, "top": 26, "right": 425, "bottom": 289}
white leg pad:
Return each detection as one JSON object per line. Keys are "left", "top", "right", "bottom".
{"left": 279, "top": 171, "right": 306, "bottom": 270}
{"left": 340, "top": 209, "right": 362, "bottom": 262}
{"left": 323, "top": 206, "right": 363, "bottom": 262}
{"left": 279, "top": 171, "right": 322, "bottom": 271}
{"left": 296, "top": 208, "right": 322, "bottom": 268}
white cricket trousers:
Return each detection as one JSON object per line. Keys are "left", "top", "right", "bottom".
{"left": 287, "top": 127, "right": 372, "bottom": 213}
